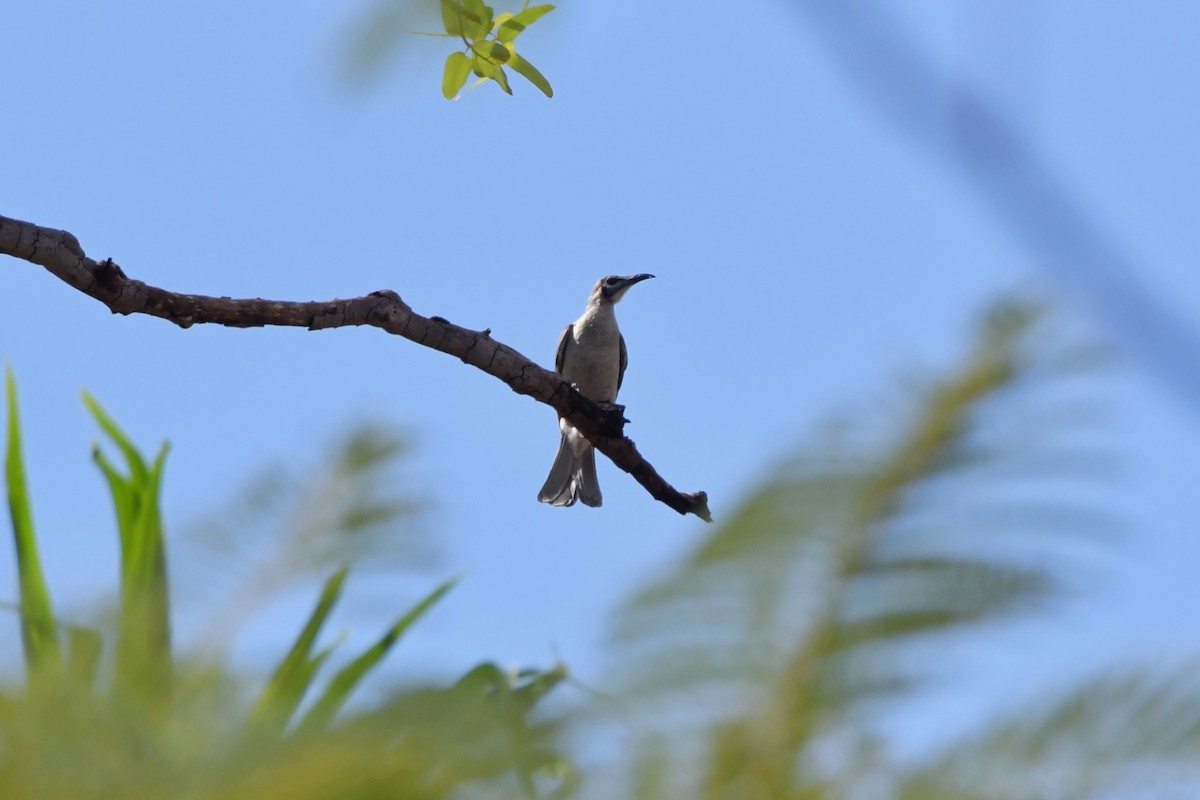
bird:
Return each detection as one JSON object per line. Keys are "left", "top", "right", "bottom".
{"left": 538, "top": 273, "right": 655, "bottom": 508}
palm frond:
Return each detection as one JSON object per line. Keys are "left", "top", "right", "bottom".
{"left": 600, "top": 297, "right": 1116, "bottom": 796}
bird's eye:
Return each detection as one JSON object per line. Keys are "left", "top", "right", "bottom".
{"left": 605, "top": 277, "right": 619, "bottom": 286}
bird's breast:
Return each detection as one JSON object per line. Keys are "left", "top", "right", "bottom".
{"left": 561, "top": 314, "right": 621, "bottom": 403}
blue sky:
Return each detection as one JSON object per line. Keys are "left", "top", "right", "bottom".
{"left": 5, "top": 0, "right": 1200, "bottom": 763}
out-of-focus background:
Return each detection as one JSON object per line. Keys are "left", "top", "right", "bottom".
{"left": 5, "top": 1, "right": 1200, "bottom": 797}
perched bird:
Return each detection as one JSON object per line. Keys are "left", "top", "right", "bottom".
{"left": 538, "top": 273, "right": 655, "bottom": 507}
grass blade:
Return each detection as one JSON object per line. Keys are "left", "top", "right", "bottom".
{"left": 249, "top": 567, "right": 350, "bottom": 735}
{"left": 85, "top": 395, "right": 172, "bottom": 702}
{"left": 4, "top": 368, "right": 60, "bottom": 677}
{"left": 82, "top": 392, "right": 148, "bottom": 485}
{"left": 296, "top": 576, "right": 458, "bottom": 734}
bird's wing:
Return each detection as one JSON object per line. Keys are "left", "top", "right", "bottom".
{"left": 555, "top": 324, "right": 573, "bottom": 374}
{"left": 618, "top": 333, "right": 628, "bottom": 392}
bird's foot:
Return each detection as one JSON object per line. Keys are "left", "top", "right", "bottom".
{"left": 596, "top": 401, "right": 629, "bottom": 430}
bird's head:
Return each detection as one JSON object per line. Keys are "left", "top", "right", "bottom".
{"left": 593, "top": 273, "right": 655, "bottom": 305}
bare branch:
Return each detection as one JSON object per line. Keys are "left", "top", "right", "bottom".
{"left": 0, "top": 214, "right": 711, "bottom": 521}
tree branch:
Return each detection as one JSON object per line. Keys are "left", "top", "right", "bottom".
{"left": 0, "top": 214, "right": 711, "bottom": 521}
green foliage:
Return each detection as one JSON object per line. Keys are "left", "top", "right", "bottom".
{"left": 177, "top": 421, "right": 434, "bottom": 649}
{"left": 900, "top": 666, "right": 1200, "bottom": 799}
{"left": 367, "top": 661, "right": 575, "bottom": 797}
{"left": 0, "top": 381, "right": 568, "bottom": 799}
{"left": 340, "top": 0, "right": 554, "bottom": 99}
{"left": 249, "top": 567, "right": 352, "bottom": 737}
{"left": 4, "top": 369, "right": 60, "bottom": 678}
{"left": 598, "top": 300, "right": 1124, "bottom": 797}
{"left": 83, "top": 390, "right": 173, "bottom": 703}
{"left": 9, "top": 298, "right": 1200, "bottom": 798}
{"left": 439, "top": 0, "right": 555, "bottom": 98}
{"left": 295, "top": 575, "right": 459, "bottom": 735}
{"left": 443, "top": 51, "right": 473, "bottom": 99}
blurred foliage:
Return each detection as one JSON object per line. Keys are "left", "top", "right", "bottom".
{"left": 176, "top": 420, "right": 435, "bottom": 650}
{"left": 587, "top": 298, "right": 1200, "bottom": 799}
{"left": 2, "top": 377, "right": 570, "bottom": 799}
{"left": 9, "top": 297, "right": 1200, "bottom": 800}
{"left": 899, "top": 665, "right": 1200, "bottom": 800}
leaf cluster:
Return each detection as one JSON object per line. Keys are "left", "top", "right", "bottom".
{"left": 1, "top": 371, "right": 570, "bottom": 799}
{"left": 439, "top": 0, "right": 554, "bottom": 99}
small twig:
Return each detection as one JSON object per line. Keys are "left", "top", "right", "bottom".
{"left": 0, "top": 214, "right": 711, "bottom": 521}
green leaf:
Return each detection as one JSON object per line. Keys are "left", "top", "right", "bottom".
{"left": 513, "top": 4, "right": 555, "bottom": 26}
{"left": 497, "top": 20, "right": 524, "bottom": 43}
{"left": 471, "top": 40, "right": 510, "bottom": 64}
{"left": 471, "top": 52, "right": 497, "bottom": 79}
{"left": 442, "top": 51, "right": 473, "bottom": 99}
{"left": 440, "top": 0, "right": 466, "bottom": 37}
{"left": 296, "top": 576, "right": 458, "bottom": 734}
{"left": 5, "top": 368, "right": 60, "bottom": 677}
{"left": 508, "top": 52, "right": 553, "bottom": 97}
{"left": 491, "top": 66, "right": 512, "bottom": 94}
{"left": 86, "top": 394, "right": 173, "bottom": 703}
{"left": 455, "top": 660, "right": 508, "bottom": 695}
{"left": 82, "top": 391, "right": 148, "bottom": 486}
{"left": 92, "top": 448, "right": 134, "bottom": 558}
{"left": 250, "top": 567, "right": 350, "bottom": 736}
{"left": 471, "top": 53, "right": 512, "bottom": 94}
{"left": 462, "top": 0, "right": 493, "bottom": 40}
{"left": 497, "top": 4, "right": 554, "bottom": 43}
{"left": 511, "top": 663, "right": 569, "bottom": 711}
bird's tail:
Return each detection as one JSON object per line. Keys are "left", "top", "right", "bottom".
{"left": 538, "top": 434, "right": 603, "bottom": 508}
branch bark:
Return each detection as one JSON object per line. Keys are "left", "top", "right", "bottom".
{"left": 0, "top": 213, "right": 711, "bottom": 521}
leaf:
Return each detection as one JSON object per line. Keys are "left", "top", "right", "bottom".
{"left": 508, "top": 52, "right": 553, "bottom": 97}
{"left": 514, "top": 4, "right": 556, "bottom": 26}
{"left": 442, "top": 51, "right": 472, "bottom": 99}
{"left": 498, "top": 4, "right": 554, "bottom": 43}
{"left": 249, "top": 567, "right": 349, "bottom": 736}
{"left": 455, "top": 660, "right": 508, "bottom": 695}
{"left": 440, "top": 0, "right": 467, "bottom": 37}
{"left": 82, "top": 391, "right": 148, "bottom": 486}
{"left": 472, "top": 40, "right": 510, "bottom": 64}
{"left": 462, "top": 0, "right": 492, "bottom": 40}
{"left": 469, "top": 53, "right": 512, "bottom": 95}
{"left": 296, "top": 577, "right": 458, "bottom": 734}
{"left": 511, "top": 663, "right": 568, "bottom": 712}
{"left": 86, "top": 394, "right": 173, "bottom": 703}
{"left": 471, "top": 52, "right": 497, "bottom": 79}
{"left": 4, "top": 368, "right": 60, "bottom": 677}
{"left": 491, "top": 66, "right": 512, "bottom": 95}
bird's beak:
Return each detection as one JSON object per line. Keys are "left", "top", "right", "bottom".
{"left": 601, "top": 273, "right": 655, "bottom": 302}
